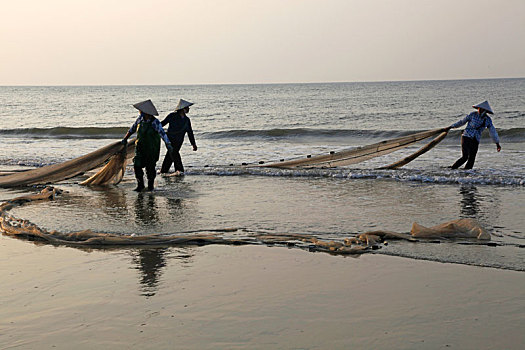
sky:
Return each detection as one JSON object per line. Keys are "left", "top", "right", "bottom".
{"left": 1, "top": 0, "right": 524, "bottom": 85}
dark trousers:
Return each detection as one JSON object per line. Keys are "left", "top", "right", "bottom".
{"left": 451, "top": 136, "right": 479, "bottom": 170}
{"left": 161, "top": 138, "right": 184, "bottom": 173}
{"left": 134, "top": 164, "right": 156, "bottom": 185}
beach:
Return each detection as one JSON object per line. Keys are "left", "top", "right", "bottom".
{"left": 2, "top": 0, "right": 525, "bottom": 347}
{"left": 1, "top": 81, "right": 524, "bottom": 348}
{"left": 1, "top": 236, "right": 523, "bottom": 349}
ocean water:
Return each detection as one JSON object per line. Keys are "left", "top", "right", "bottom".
{"left": 0, "top": 79, "right": 524, "bottom": 270}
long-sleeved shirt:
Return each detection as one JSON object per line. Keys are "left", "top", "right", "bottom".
{"left": 161, "top": 113, "right": 196, "bottom": 146}
{"left": 450, "top": 111, "right": 500, "bottom": 144}
{"left": 128, "top": 115, "right": 171, "bottom": 146}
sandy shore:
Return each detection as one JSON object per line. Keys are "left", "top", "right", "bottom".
{"left": 0, "top": 235, "right": 523, "bottom": 350}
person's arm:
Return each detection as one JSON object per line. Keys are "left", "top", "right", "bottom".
{"left": 487, "top": 118, "right": 501, "bottom": 152}
{"left": 449, "top": 113, "right": 472, "bottom": 129}
{"left": 186, "top": 119, "right": 197, "bottom": 151}
{"left": 152, "top": 119, "right": 172, "bottom": 150}
{"left": 160, "top": 114, "right": 170, "bottom": 127}
{"left": 121, "top": 117, "right": 140, "bottom": 144}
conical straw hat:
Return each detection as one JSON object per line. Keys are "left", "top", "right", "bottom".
{"left": 174, "top": 99, "right": 194, "bottom": 111}
{"left": 472, "top": 100, "right": 493, "bottom": 114}
{"left": 133, "top": 99, "right": 159, "bottom": 116}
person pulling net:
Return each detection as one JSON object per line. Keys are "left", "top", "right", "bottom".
{"left": 0, "top": 127, "right": 450, "bottom": 188}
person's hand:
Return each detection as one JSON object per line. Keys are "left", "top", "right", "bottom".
{"left": 193, "top": 145, "right": 198, "bottom": 151}
{"left": 444, "top": 126, "right": 452, "bottom": 132}
{"left": 121, "top": 138, "right": 127, "bottom": 145}
{"left": 496, "top": 143, "right": 501, "bottom": 152}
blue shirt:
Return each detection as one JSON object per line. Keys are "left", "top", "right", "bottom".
{"left": 450, "top": 111, "right": 500, "bottom": 144}
{"left": 128, "top": 115, "right": 171, "bottom": 146}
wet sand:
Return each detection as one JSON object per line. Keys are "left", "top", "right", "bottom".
{"left": 0, "top": 235, "right": 523, "bottom": 350}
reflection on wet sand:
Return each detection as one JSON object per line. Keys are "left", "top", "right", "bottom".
{"left": 130, "top": 247, "right": 195, "bottom": 298}
{"left": 457, "top": 184, "right": 507, "bottom": 238}
{"left": 460, "top": 184, "right": 480, "bottom": 218}
{"left": 131, "top": 192, "right": 194, "bottom": 297}
{"left": 131, "top": 247, "right": 167, "bottom": 297}
{"left": 133, "top": 193, "right": 163, "bottom": 297}
{"left": 134, "top": 193, "right": 159, "bottom": 227}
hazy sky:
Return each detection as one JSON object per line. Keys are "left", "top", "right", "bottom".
{"left": 1, "top": 0, "right": 524, "bottom": 85}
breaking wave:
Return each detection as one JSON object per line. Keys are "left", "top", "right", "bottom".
{"left": 184, "top": 166, "right": 525, "bottom": 187}
{"left": 204, "top": 127, "right": 525, "bottom": 142}
{"left": 4, "top": 126, "right": 521, "bottom": 141}
{"left": 0, "top": 127, "right": 128, "bottom": 139}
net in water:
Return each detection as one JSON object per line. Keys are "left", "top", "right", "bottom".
{"left": 0, "top": 187, "right": 490, "bottom": 257}
{"left": 0, "top": 129, "right": 449, "bottom": 187}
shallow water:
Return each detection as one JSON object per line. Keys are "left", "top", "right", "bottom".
{"left": 1, "top": 80, "right": 524, "bottom": 270}
{"left": 4, "top": 172, "right": 524, "bottom": 270}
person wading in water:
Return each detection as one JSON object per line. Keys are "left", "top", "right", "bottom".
{"left": 160, "top": 99, "right": 198, "bottom": 176}
{"left": 121, "top": 100, "right": 173, "bottom": 191}
{"left": 447, "top": 100, "right": 501, "bottom": 170}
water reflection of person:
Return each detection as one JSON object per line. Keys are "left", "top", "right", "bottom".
{"left": 134, "top": 192, "right": 160, "bottom": 226}
{"left": 459, "top": 184, "right": 480, "bottom": 218}
{"left": 130, "top": 193, "right": 195, "bottom": 297}
{"left": 131, "top": 247, "right": 168, "bottom": 298}
{"left": 132, "top": 193, "right": 165, "bottom": 297}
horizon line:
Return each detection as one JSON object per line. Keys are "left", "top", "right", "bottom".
{"left": 0, "top": 76, "right": 523, "bottom": 88}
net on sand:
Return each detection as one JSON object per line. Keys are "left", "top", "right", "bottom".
{"left": 0, "top": 187, "right": 490, "bottom": 256}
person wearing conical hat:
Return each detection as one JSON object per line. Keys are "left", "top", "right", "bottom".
{"left": 121, "top": 100, "right": 174, "bottom": 191}
{"left": 447, "top": 100, "right": 501, "bottom": 169}
{"left": 159, "top": 99, "right": 198, "bottom": 175}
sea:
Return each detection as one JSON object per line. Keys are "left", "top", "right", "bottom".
{"left": 0, "top": 79, "right": 524, "bottom": 271}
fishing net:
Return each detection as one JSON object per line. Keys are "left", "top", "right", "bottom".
{"left": 80, "top": 142, "right": 136, "bottom": 186}
{"left": 262, "top": 128, "right": 448, "bottom": 168}
{"left": 0, "top": 187, "right": 490, "bottom": 256}
{"left": 411, "top": 219, "right": 490, "bottom": 240}
{"left": 0, "top": 129, "right": 449, "bottom": 188}
{"left": 0, "top": 128, "right": 493, "bottom": 256}
{"left": 0, "top": 139, "right": 135, "bottom": 188}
